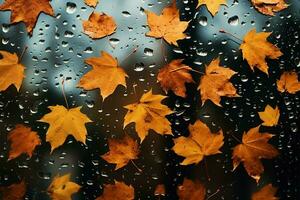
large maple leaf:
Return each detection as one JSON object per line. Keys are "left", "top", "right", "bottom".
{"left": 251, "top": 0, "right": 288, "bottom": 16}
{"left": 232, "top": 126, "right": 279, "bottom": 182}
{"left": 198, "top": 58, "right": 238, "bottom": 106}
{"left": 0, "top": 0, "right": 54, "bottom": 34}
{"left": 38, "top": 105, "right": 92, "bottom": 152}
{"left": 197, "top": 0, "right": 227, "bottom": 16}
{"left": 173, "top": 120, "right": 224, "bottom": 165}
{"left": 145, "top": 0, "right": 189, "bottom": 46}
{"left": 240, "top": 29, "right": 283, "bottom": 75}
{"left": 177, "top": 178, "right": 206, "bottom": 200}
{"left": 0, "top": 50, "right": 25, "bottom": 92}
{"left": 252, "top": 184, "right": 278, "bottom": 200}
{"left": 47, "top": 174, "right": 81, "bottom": 200}
{"left": 78, "top": 51, "right": 128, "bottom": 101}
{"left": 123, "top": 90, "right": 173, "bottom": 142}
{"left": 96, "top": 181, "right": 134, "bottom": 200}
{"left": 277, "top": 71, "right": 300, "bottom": 94}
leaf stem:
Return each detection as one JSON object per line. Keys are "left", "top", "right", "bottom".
{"left": 206, "top": 188, "right": 220, "bottom": 200}
{"left": 219, "top": 29, "right": 243, "bottom": 44}
{"left": 61, "top": 78, "right": 70, "bottom": 109}
{"left": 131, "top": 160, "right": 142, "bottom": 172}
{"left": 203, "top": 157, "right": 211, "bottom": 182}
{"left": 161, "top": 39, "right": 168, "bottom": 63}
{"left": 170, "top": 66, "right": 204, "bottom": 74}
{"left": 120, "top": 46, "right": 139, "bottom": 65}
{"left": 19, "top": 46, "right": 28, "bottom": 63}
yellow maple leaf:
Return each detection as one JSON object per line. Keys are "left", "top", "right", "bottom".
{"left": 123, "top": 90, "right": 173, "bottom": 142}
{"left": 197, "top": 0, "right": 227, "bottom": 16}
{"left": 84, "top": 0, "right": 99, "bottom": 8}
{"left": 78, "top": 51, "right": 128, "bottom": 101}
{"left": 96, "top": 181, "right": 134, "bottom": 200}
{"left": 145, "top": 0, "right": 189, "bottom": 46}
{"left": 157, "top": 59, "right": 194, "bottom": 98}
{"left": 0, "top": 180, "right": 26, "bottom": 200}
{"left": 251, "top": 0, "right": 288, "bottom": 16}
{"left": 240, "top": 29, "right": 283, "bottom": 75}
{"left": 232, "top": 126, "right": 279, "bottom": 182}
{"left": 252, "top": 184, "right": 278, "bottom": 200}
{"left": 277, "top": 71, "right": 300, "bottom": 94}
{"left": 0, "top": 0, "right": 54, "bottom": 34}
{"left": 82, "top": 12, "right": 116, "bottom": 39}
{"left": 258, "top": 105, "right": 280, "bottom": 126}
{"left": 198, "top": 58, "right": 238, "bottom": 106}
{"left": 48, "top": 174, "right": 80, "bottom": 200}
{"left": 173, "top": 120, "right": 224, "bottom": 165}
{"left": 101, "top": 135, "right": 139, "bottom": 170}
{"left": 7, "top": 124, "right": 41, "bottom": 160}
{"left": 38, "top": 105, "right": 92, "bottom": 152}
{"left": 0, "top": 50, "right": 25, "bottom": 92}
{"left": 177, "top": 178, "right": 206, "bottom": 200}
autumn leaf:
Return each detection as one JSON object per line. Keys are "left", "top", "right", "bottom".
{"left": 84, "top": 0, "right": 99, "bottom": 7}
{"left": 38, "top": 105, "right": 92, "bottom": 152}
{"left": 7, "top": 124, "right": 41, "bottom": 160}
{"left": 251, "top": 0, "right": 288, "bottom": 16}
{"left": 78, "top": 51, "right": 128, "bottom": 101}
{"left": 145, "top": 0, "right": 189, "bottom": 46}
{"left": 177, "top": 178, "right": 206, "bottom": 200}
{"left": 277, "top": 71, "right": 300, "bottom": 94}
{"left": 0, "top": 180, "right": 26, "bottom": 200}
{"left": 240, "top": 29, "right": 283, "bottom": 75}
{"left": 258, "top": 105, "right": 280, "bottom": 126}
{"left": 0, "top": 0, "right": 54, "bottom": 34}
{"left": 157, "top": 59, "right": 194, "bottom": 98}
{"left": 198, "top": 58, "right": 238, "bottom": 106}
{"left": 232, "top": 126, "right": 279, "bottom": 182}
{"left": 48, "top": 174, "right": 80, "bottom": 200}
{"left": 123, "top": 90, "right": 173, "bottom": 142}
{"left": 82, "top": 12, "right": 116, "bottom": 39}
{"left": 101, "top": 135, "right": 139, "bottom": 170}
{"left": 154, "top": 184, "right": 166, "bottom": 197}
{"left": 252, "top": 184, "right": 278, "bottom": 200}
{"left": 173, "top": 120, "right": 224, "bottom": 165}
{"left": 197, "top": 0, "right": 227, "bottom": 16}
{"left": 0, "top": 50, "right": 25, "bottom": 92}
{"left": 96, "top": 181, "right": 134, "bottom": 200}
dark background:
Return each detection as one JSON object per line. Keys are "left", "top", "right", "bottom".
{"left": 0, "top": 0, "right": 299, "bottom": 199}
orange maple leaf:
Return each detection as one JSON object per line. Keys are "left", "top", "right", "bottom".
{"left": 38, "top": 105, "right": 92, "bottom": 152}
{"left": 277, "top": 71, "right": 300, "bottom": 94}
{"left": 0, "top": 0, "right": 54, "bottom": 34}
{"left": 82, "top": 12, "right": 116, "bottom": 39}
{"left": 258, "top": 105, "right": 280, "bottom": 127}
{"left": 123, "top": 90, "right": 173, "bottom": 142}
{"left": 232, "top": 126, "right": 279, "bottom": 182}
{"left": 101, "top": 135, "right": 139, "bottom": 170}
{"left": 0, "top": 180, "right": 26, "bottom": 200}
{"left": 157, "top": 59, "right": 194, "bottom": 98}
{"left": 78, "top": 51, "right": 128, "bottom": 101}
{"left": 197, "top": 0, "right": 227, "bottom": 16}
{"left": 84, "top": 0, "right": 99, "bottom": 8}
{"left": 0, "top": 50, "right": 25, "bottom": 92}
{"left": 7, "top": 124, "right": 41, "bottom": 160}
{"left": 145, "top": 0, "right": 189, "bottom": 46}
{"left": 173, "top": 120, "right": 224, "bottom": 165}
{"left": 198, "top": 58, "right": 238, "bottom": 106}
{"left": 96, "top": 181, "right": 134, "bottom": 200}
{"left": 240, "top": 29, "right": 283, "bottom": 75}
{"left": 251, "top": 0, "right": 288, "bottom": 16}
{"left": 251, "top": 184, "right": 278, "bottom": 200}
{"left": 177, "top": 178, "right": 206, "bottom": 200}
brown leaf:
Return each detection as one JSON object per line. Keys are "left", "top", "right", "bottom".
{"left": 0, "top": 0, "right": 54, "bottom": 34}
{"left": 240, "top": 29, "right": 283, "bottom": 75}
{"left": 84, "top": 0, "right": 99, "bottom": 7}
{"left": 0, "top": 50, "right": 25, "bottom": 92}
{"left": 38, "top": 105, "right": 92, "bottom": 152}
{"left": 0, "top": 180, "right": 26, "bottom": 200}
{"left": 177, "top": 178, "right": 206, "bottom": 200}
{"left": 258, "top": 105, "right": 280, "bottom": 127}
{"left": 145, "top": 0, "right": 189, "bottom": 46}
{"left": 173, "top": 120, "right": 224, "bottom": 165}
{"left": 197, "top": 0, "right": 227, "bottom": 16}
{"left": 101, "top": 135, "right": 139, "bottom": 170}
{"left": 78, "top": 51, "right": 128, "bottom": 101}
{"left": 232, "top": 126, "right": 279, "bottom": 182}
{"left": 48, "top": 174, "right": 81, "bottom": 200}
{"left": 123, "top": 90, "right": 173, "bottom": 142}
{"left": 96, "top": 181, "right": 134, "bottom": 200}
{"left": 251, "top": 0, "right": 288, "bottom": 16}
{"left": 8, "top": 124, "right": 41, "bottom": 160}
{"left": 198, "top": 58, "right": 238, "bottom": 106}
{"left": 82, "top": 12, "right": 116, "bottom": 39}
{"left": 157, "top": 59, "right": 194, "bottom": 98}
{"left": 277, "top": 71, "right": 300, "bottom": 94}
{"left": 154, "top": 184, "right": 166, "bottom": 196}
{"left": 251, "top": 184, "right": 278, "bottom": 200}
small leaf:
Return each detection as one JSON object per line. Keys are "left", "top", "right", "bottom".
{"left": 252, "top": 184, "right": 278, "bottom": 200}
{"left": 84, "top": 0, "right": 99, "bottom": 7}
{"left": 277, "top": 71, "right": 300, "bottom": 94}
{"left": 197, "top": 0, "right": 227, "bottom": 16}
{"left": 177, "top": 178, "right": 206, "bottom": 200}
{"left": 96, "top": 181, "right": 134, "bottom": 200}
{"left": 251, "top": 0, "right": 288, "bottom": 16}
{"left": 154, "top": 184, "right": 166, "bottom": 196}
{"left": 258, "top": 105, "right": 280, "bottom": 126}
